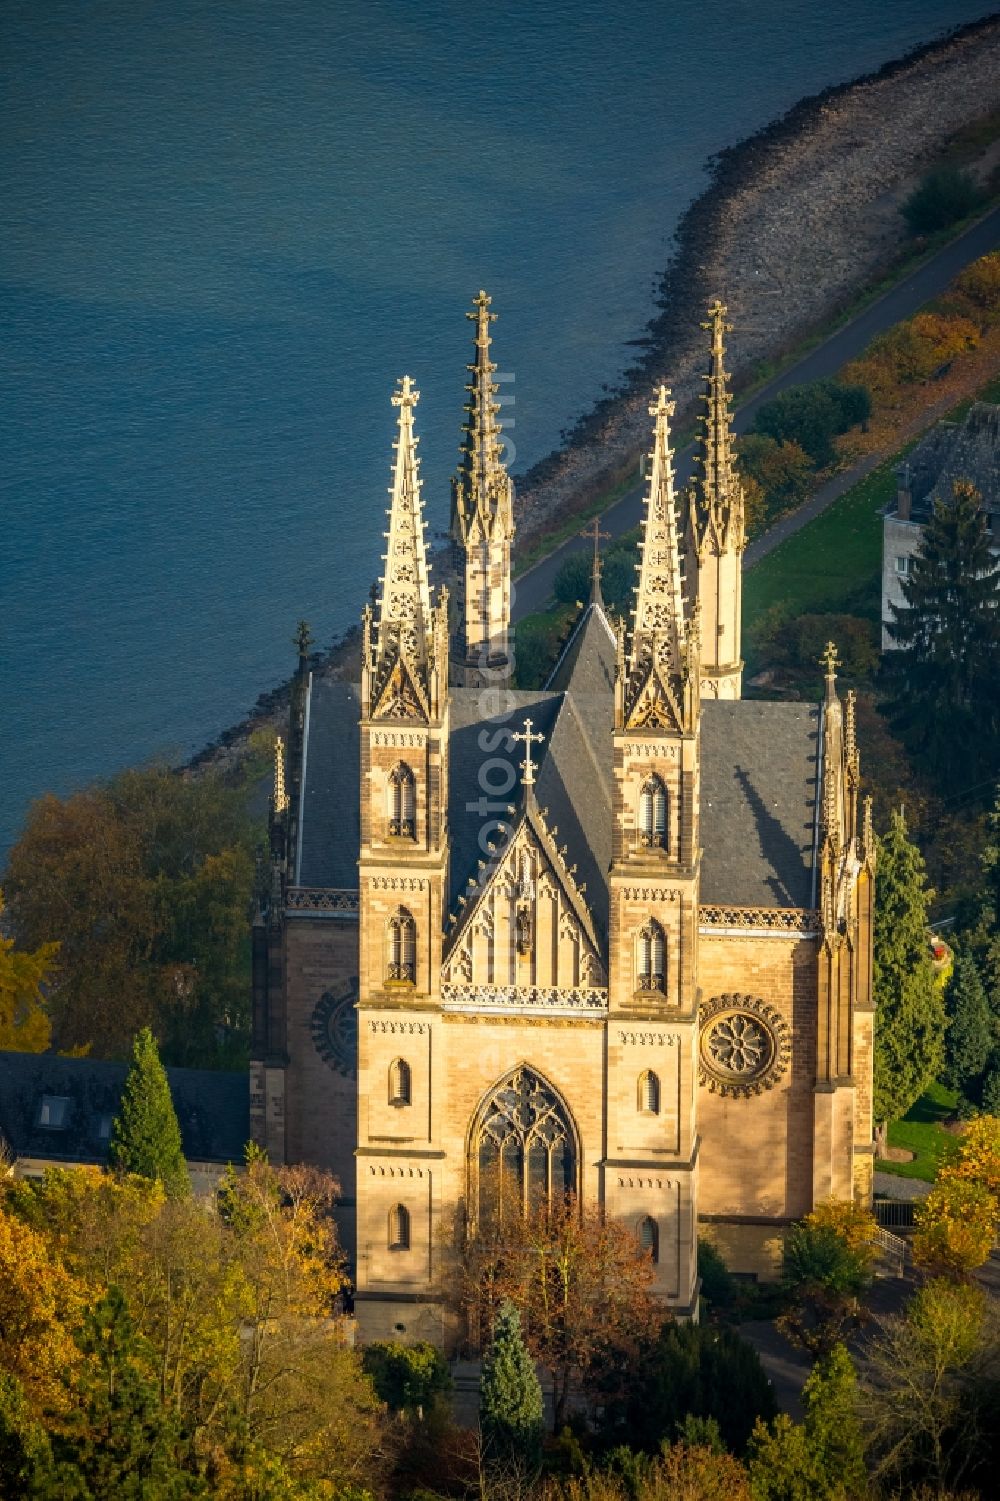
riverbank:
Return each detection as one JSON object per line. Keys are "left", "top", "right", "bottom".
{"left": 514, "top": 11, "right": 1000, "bottom": 546}
{"left": 187, "top": 15, "right": 1000, "bottom": 780}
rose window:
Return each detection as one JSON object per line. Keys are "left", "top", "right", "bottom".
{"left": 699, "top": 994, "right": 789, "bottom": 1098}
{"left": 705, "top": 1013, "right": 771, "bottom": 1076}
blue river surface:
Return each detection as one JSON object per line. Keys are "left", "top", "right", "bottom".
{"left": 1, "top": 0, "right": 995, "bottom": 859}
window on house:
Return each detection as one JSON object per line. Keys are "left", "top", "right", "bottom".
{"left": 638, "top": 1215, "right": 659, "bottom": 1264}
{"left": 638, "top": 776, "right": 668, "bottom": 849}
{"left": 97, "top": 1113, "right": 114, "bottom": 1142}
{"left": 638, "top": 1070, "right": 660, "bottom": 1114}
{"left": 37, "top": 1096, "right": 70, "bottom": 1130}
{"left": 388, "top": 764, "right": 416, "bottom": 838}
{"left": 636, "top": 920, "right": 666, "bottom": 994}
{"left": 387, "top": 908, "right": 416, "bottom": 983}
{"left": 389, "top": 1058, "right": 412, "bottom": 1106}
{"left": 389, "top": 1203, "right": 410, "bottom": 1250}
{"left": 895, "top": 556, "right": 910, "bottom": 576}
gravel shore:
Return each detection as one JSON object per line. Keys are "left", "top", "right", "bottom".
{"left": 514, "top": 14, "right": 1000, "bottom": 544}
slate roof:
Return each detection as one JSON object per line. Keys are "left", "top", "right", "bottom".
{"left": 904, "top": 402, "right": 1000, "bottom": 521}
{"left": 0, "top": 1051, "right": 249, "bottom": 1167}
{"left": 700, "top": 701, "right": 821, "bottom": 908}
{"left": 296, "top": 610, "right": 824, "bottom": 941}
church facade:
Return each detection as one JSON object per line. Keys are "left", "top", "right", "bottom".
{"left": 250, "top": 295, "right": 876, "bottom": 1344}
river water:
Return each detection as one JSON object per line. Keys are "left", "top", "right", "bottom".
{"left": 1, "top": 0, "right": 993, "bottom": 857}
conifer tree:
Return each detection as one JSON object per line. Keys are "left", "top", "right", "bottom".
{"left": 873, "top": 812, "right": 945, "bottom": 1131}
{"left": 479, "top": 1300, "right": 543, "bottom": 1472}
{"left": 887, "top": 480, "right": 1000, "bottom": 792}
{"left": 945, "top": 954, "right": 992, "bottom": 1103}
{"left": 109, "top": 1028, "right": 190, "bottom": 1198}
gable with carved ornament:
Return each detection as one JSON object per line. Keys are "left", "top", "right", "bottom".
{"left": 441, "top": 817, "right": 605, "bottom": 991}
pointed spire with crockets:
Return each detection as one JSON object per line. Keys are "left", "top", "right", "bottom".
{"left": 688, "top": 299, "right": 744, "bottom": 556}
{"left": 375, "top": 375, "right": 433, "bottom": 665}
{"left": 452, "top": 290, "right": 514, "bottom": 547}
{"left": 620, "top": 387, "right": 699, "bottom": 732}
{"left": 630, "top": 386, "right": 685, "bottom": 675}
{"left": 364, "top": 376, "right": 448, "bottom": 721}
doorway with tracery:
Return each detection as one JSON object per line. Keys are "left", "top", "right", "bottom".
{"left": 470, "top": 1066, "right": 577, "bottom": 1225}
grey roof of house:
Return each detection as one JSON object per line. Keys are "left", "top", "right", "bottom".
{"left": 296, "top": 619, "right": 823, "bottom": 941}
{"left": 700, "top": 701, "right": 822, "bottom": 908}
{"left": 905, "top": 402, "right": 1000, "bottom": 519}
{"left": 0, "top": 1052, "right": 249, "bottom": 1167}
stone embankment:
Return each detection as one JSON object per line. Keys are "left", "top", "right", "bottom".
{"left": 514, "top": 15, "right": 1000, "bottom": 545}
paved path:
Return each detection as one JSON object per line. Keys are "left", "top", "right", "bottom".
{"left": 513, "top": 205, "right": 1000, "bottom": 619}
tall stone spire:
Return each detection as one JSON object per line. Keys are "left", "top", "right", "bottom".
{"left": 685, "top": 300, "right": 745, "bottom": 699}
{"left": 451, "top": 291, "right": 515, "bottom": 687}
{"left": 363, "top": 375, "right": 448, "bottom": 722}
{"left": 619, "top": 387, "right": 699, "bottom": 732}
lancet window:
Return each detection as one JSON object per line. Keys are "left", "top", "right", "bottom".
{"left": 637, "top": 920, "right": 666, "bottom": 994}
{"left": 387, "top": 908, "right": 416, "bottom": 984}
{"left": 474, "top": 1067, "right": 576, "bottom": 1225}
{"left": 638, "top": 1069, "right": 660, "bottom": 1114}
{"left": 389, "top": 1203, "right": 410, "bottom": 1250}
{"left": 389, "top": 1058, "right": 411, "bottom": 1106}
{"left": 638, "top": 777, "right": 668, "bottom": 849}
{"left": 388, "top": 764, "right": 416, "bottom": 838}
{"left": 638, "top": 1215, "right": 659, "bottom": 1263}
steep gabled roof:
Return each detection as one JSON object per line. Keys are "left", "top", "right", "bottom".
{"left": 544, "top": 598, "right": 618, "bottom": 699}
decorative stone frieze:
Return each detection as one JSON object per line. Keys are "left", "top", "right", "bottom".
{"left": 286, "top": 887, "right": 360, "bottom": 915}
{"left": 441, "top": 983, "right": 607, "bottom": 1016}
{"left": 699, "top": 904, "right": 820, "bottom": 934}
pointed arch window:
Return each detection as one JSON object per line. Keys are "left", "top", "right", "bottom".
{"left": 638, "top": 1069, "right": 660, "bottom": 1114}
{"left": 474, "top": 1067, "right": 576, "bottom": 1225}
{"left": 636, "top": 920, "right": 666, "bottom": 994}
{"left": 388, "top": 764, "right": 416, "bottom": 838}
{"left": 389, "top": 1058, "right": 412, "bottom": 1106}
{"left": 387, "top": 908, "right": 416, "bottom": 984}
{"left": 389, "top": 1203, "right": 410, "bottom": 1250}
{"left": 638, "top": 1215, "right": 659, "bottom": 1263}
{"left": 639, "top": 777, "right": 668, "bottom": 849}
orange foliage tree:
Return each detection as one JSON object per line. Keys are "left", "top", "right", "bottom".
{"left": 456, "top": 1191, "right": 662, "bottom": 1430}
{"left": 0, "top": 1203, "right": 83, "bottom": 1411}
{"left": 913, "top": 1177, "right": 998, "bottom": 1279}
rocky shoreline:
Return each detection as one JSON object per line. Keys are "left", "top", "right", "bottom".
{"left": 188, "top": 13, "right": 1000, "bottom": 778}
{"left": 515, "top": 11, "right": 1000, "bottom": 543}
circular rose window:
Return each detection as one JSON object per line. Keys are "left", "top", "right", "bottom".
{"left": 699, "top": 994, "right": 789, "bottom": 1098}
{"left": 310, "top": 984, "right": 359, "bottom": 1077}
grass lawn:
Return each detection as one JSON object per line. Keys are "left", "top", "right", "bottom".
{"left": 876, "top": 1081, "right": 961, "bottom": 1183}
{"left": 743, "top": 458, "right": 896, "bottom": 649}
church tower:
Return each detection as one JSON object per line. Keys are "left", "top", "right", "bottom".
{"left": 685, "top": 300, "right": 745, "bottom": 700}
{"left": 451, "top": 291, "right": 515, "bottom": 688}
{"left": 358, "top": 375, "right": 451, "bottom": 1003}
{"left": 605, "top": 386, "right": 701, "bottom": 1315}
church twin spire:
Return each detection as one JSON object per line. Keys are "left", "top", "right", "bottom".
{"left": 618, "top": 386, "right": 700, "bottom": 733}
{"left": 452, "top": 291, "right": 514, "bottom": 547}
{"left": 687, "top": 299, "right": 745, "bottom": 557}
{"left": 362, "top": 375, "right": 448, "bottom": 722}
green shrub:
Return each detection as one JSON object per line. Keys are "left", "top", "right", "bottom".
{"left": 903, "top": 167, "right": 984, "bottom": 235}
{"left": 361, "top": 1340, "right": 452, "bottom": 1414}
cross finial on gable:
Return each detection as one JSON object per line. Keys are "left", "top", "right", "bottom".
{"left": 821, "top": 640, "right": 839, "bottom": 678}
{"left": 512, "top": 716, "right": 545, "bottom": 789}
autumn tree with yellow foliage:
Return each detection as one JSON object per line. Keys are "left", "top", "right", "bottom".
{"left": 0, "top": 890, "right": 57, "bottom": 1052}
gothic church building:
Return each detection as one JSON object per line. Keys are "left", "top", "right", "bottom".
{"left": 251, "top": 295, "right": 876, "bottom": 1342}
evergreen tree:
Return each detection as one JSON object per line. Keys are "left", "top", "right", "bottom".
{"left": 44, "top": 1287, "right": 204, "bottom": 1500}
{"left": 873, "top": 812, "right": 946, "bottom": 1130}
{"left": 109, "top": 1028, "right": 190, "bottom": 1198}
{"left": 886, "top": 480, "right": 1000, "bottom": 793}
{"left": 944, "top": 954, "right": 992, "bottom": 1102}
{"left": 479, "top": 1300, "right": 543, "bottom": 1473}
{"left": 748, "top": 1344, "right": 865, "bottom": 1501}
